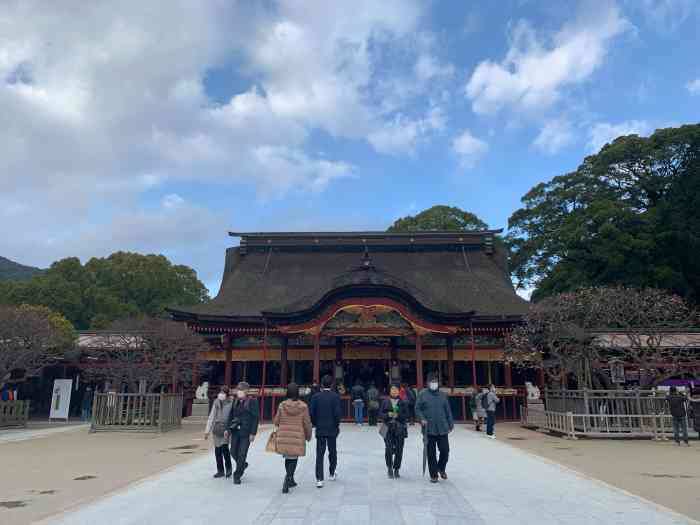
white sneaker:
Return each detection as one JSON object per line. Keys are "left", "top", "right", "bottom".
{"left": 489, "top": 435, "right": 496, "bottom": 440}
{"left": 316, "top": 480, "right": 324, "bottom": 488}
{"left": 329, "top": 473, "right": 337, "bottom": 481}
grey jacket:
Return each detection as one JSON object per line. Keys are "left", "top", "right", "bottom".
{"left": 206, "top": 398, "right": 233, "bottom": 447}
{"left": 475, "top": 392, "right": 487, "bottom": 418}
{"left": 416, "top": 389, "right": 454, "bottom": 436}
{"left": 486, "top": 391, "right": 500, "bottom": 412}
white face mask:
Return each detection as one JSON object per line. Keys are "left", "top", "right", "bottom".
{"left": 236, "top": 390, "right": 246, "bottom": 399}
{"left": 429, "top": 382, "right": 439, "bottom": 391}
{"left": 217, "top": 393, "right": 226, "bottom": 401}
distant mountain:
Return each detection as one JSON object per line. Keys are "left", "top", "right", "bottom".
{"left": 0, "top": 256, "right": 44, "bottom": 281}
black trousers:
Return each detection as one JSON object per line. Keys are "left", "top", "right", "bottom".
{"left": 285, "top": 458, "right": 298, "bottom": 479}
{"left": 384, "top": 436, "right": 405, "bottom": 469}
{"left": 315, "top": 435, "right": 337, "bottom": 481}
{"left": 214, "top": 443, "right": 232, "bottom": 474}
{"left": 368, "top": 407, "right": 379, "bottom": 426}
{"left": 426, "top": 434, "right": 449, "bottom": 478}
{"left": 230, "top": 432, "right": 251, "bottom": 478}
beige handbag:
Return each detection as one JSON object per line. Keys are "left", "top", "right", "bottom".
{"left": 265, "top": 430, "right": 278, "bottom": 453}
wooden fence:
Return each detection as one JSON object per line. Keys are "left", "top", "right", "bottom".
{"left": 522, "top": 388, "right": 698, "bottom": 439}
{"left": 0, "top": 400, "right": 30, "bottom": 428}
{"left": 544, "top": 388, "right": 667, "bottom": 417}
{"left": 90, "top": 393, "right": 183, "bottom": 433}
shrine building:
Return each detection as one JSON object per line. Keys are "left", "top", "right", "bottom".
{"left": 168, "top": 231, "right": 534, "bottom": 395}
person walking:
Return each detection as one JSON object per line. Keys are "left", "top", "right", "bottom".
{"left": 379, "top": 384, "right": 409, "bottom": 479}
{"left": 667, "top": 386, "right": 690, "bottom": 446}
{"left": 416, "top": 374, "right": 453, "bottom": 483}
{"left": 689, "top": 388, "right": 700, "bottom": 440}
{"left": 367, "top": 382, "right": 380, "bottom": 426}
{"left": 273, "top": 383, "right": 312, "bottom": 494}
{"left": 485, "top": 384, "right": 500, "bottom": 439}
{"left": 205, "top": 387, "right": 233, "bottom": 478}
{"left": 472, "top": 388, "right": 486, "bottom": 432}
{"left": 310, "top": 375, "right": 342, "bottom": 488}
{"left": 225, "top": 381, "right": 259, "bottom": 484}
{"left": 351, "top": 379, "right": 366, "bottom": 426}
{"left": 81, "top": 386, "right": 94, "bottom": 421}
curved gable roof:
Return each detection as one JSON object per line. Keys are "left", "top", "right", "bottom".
{"left": 170, "top": 232, "right": 528, "bottom": 321}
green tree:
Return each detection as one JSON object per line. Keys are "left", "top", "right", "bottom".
{"left": 387, "top": 205, "right": 488, "bottom": 232}
{"left": 0, "top": 252, "right": 208, "bottom": 329}
{"left": 508, "top": 124, "right": 700, "bottom": 302}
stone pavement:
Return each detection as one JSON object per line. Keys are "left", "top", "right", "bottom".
{"left": 38, "top": 425, "right": 697, "bottom": 525}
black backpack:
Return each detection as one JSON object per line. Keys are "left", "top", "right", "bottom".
{"left": 481, "top": 393, "right": 490, "bottom": 410}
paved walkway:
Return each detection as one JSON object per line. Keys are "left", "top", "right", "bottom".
{"left": 0, "top": 424, "right": 88, "bottom": 444}
{"left": 38, "top": 425, "right": 697, "bottom": 525}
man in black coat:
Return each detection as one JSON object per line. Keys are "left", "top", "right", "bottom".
{"left": 667, "top": 386, "right": 690, "bottom": 446}
{"left": 310, "top": 375, "right": 341, "bottom": 488}
{"left": 225, "top": 381, "right": 259, "bottom": 484}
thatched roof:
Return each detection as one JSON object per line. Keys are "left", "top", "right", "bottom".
{"left": 168, "top": 231, "right": 528, "bottom": 324}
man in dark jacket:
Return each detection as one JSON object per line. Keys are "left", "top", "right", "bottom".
{"left": 225, "top": 381, "right": 259, "bottom": 484}
{"left": 416, "top": 374, "right": 454, "bottom": 483}
{"left": 667, "top": 386, "right": 689, "bottom": 446}
{"left": 310, "top": 375, "right": 342, "bottom": 488}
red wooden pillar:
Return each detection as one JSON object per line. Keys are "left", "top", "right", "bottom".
{"left": 224, "top": 333, "right": 233, "bottom": 387}
{"left": 416, "top": 333, "right": 424, "bottom": 390}
{"left": 280, "top": 336, "right": 289, "bottom": 387}
{"left": 446, "top": 335, "right": 455, "bottom": 389}
{"left": 470, "top": 321, "right": 477, "bottom": 387}
{"left": 313, "top": 332, "right": 321, "bottom": 384}
{"left": 261, "top": 324, "right": 268, "bottom": 394}
{"left": 537, "top": 367, "right": 545, "bottom": 389}
{"left": 505, "top": 362, "right": 512, "bottom": 388}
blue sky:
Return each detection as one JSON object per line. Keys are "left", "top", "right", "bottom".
{"left": 2, "top": 0, "right": 700, "bottom": 294}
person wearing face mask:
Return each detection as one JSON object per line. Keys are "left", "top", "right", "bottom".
{"left": 379, "top": 384, "right": 409, "bottom": 479}
{"left": 225, "top": 381, "right": 259, "bottom": 484}
{"left": 205, "top": 387, "right": 233, "bottom": 478}
{"left": 415, "top": 374, "right": 453, "bottom": 483}
{"left": 485, "top": 384, "right": 500, "bottom": 439}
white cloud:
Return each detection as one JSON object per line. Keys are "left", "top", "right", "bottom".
{"left": 532, "top": 119, "right": 575, "bottom": 155}
{"left": 630, "top": 0, "right": 698, "bottom": 33}
{"left": 465, "top": 2, "right": 632, "bottom": 115}
{"left": 587, "top": 120, "right": 652, "bottom": 152}
{"left": 368, "top": 106, "right": 446, "bottom": 155}
{"left": 414, "top": 53, "right": 455, "bottom": 82}
{"left": 686, "top": 78, "right": 700, "bottom": 95}
{"left": 452, "top": 130, "right": 488, "bottom": 168}
{"left": 0, "top": 0, "right": 453, "bottom": 279}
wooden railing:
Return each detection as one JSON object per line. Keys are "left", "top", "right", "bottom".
{"left": 544, "top": 388, "right": 668, "bottom": 417}
{"left": 521, "top": 390, "right": 692, "bottom": 439}
{"left": 90, "top": 393, "right": 183, "bottom": 433}
{"left": 0, "top": 400, "right": 30, "bottom": 428}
